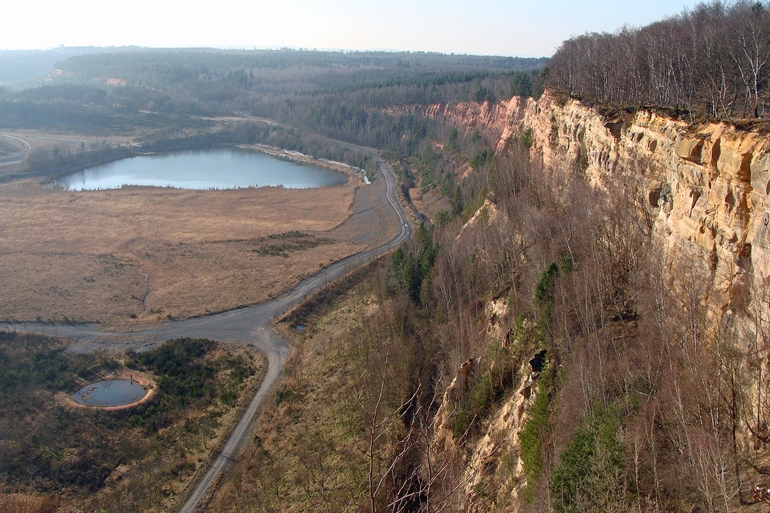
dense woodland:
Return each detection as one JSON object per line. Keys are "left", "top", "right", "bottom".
{"left": 547, "top": 0, "right": 770, "bottom": 119}
{"left": 0, "top": 49, "right": 544, "bottom": 136}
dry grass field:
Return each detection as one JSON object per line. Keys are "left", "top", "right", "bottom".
{"left": 0, "top": 137, "right": 28, "bottom": 156}
{"left": 211, "top": 280, "right": 377, "bottom": 512}
{"left": 0, "top": 178, "right": 362, "bottom": 327}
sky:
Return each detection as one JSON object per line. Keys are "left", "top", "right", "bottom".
{"left": 0, "top": 0, "right": 706, "bottom": 57}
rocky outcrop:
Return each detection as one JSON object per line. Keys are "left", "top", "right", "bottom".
{"left": 499, "top": 92, "right": 770, "bottom": 338}
{"left": 431, "top": 349, "right": 548, "bottom": 512}
{"left": 432, "top": 357, "right": 480, "bottom": 453}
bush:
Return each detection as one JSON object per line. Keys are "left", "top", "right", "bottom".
{"left": 522, "top": 128, "right": 533, "bottom": 150}
{"left": 470, "top": 148, "right": 494, "bottom": 170}
{"left": 535, "top": 263, "right": 559, "bottom": 304}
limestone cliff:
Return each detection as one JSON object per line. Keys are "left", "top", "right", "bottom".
{"left": 500, "top": 92, "right": 770, "bottom": 337}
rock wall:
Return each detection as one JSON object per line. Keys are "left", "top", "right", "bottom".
{"left": 432, "top": 353, "right": 547, "bottom": 512}
{"left": 384, "top": 99, "right": 520, "bottom": 142}
{"left": 501, "top": 92, "right": 770, "bottom": 338}
{"left": 398, "top": 94, "right": 770, "bottom": 326}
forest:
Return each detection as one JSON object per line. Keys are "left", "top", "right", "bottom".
{"left": 0, "top": 49, "right": 545, "bottom": 131}
{"left": 547, "top": 0, "right": 770, "bottom": 120}
{"left": 1, "top": 49, "right": 545, "bottom": 181}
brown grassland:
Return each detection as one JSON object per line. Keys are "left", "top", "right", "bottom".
{"left": 0, "top": 176, "right": 361, "bottom": 327}
{"left": 0, "top": 137, "right": 28, "bottom": 156}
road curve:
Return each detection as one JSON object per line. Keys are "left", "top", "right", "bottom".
{"left": 0, "top": 160, "right": 410, "bottom": 512}
{"left": 0, "top": 134, "right": 35, "bottom": 167}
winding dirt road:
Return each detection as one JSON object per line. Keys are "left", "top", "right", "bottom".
{"left": 0, "top": 160, "right": 409, "bottom": 512}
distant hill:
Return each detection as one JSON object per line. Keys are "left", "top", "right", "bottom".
{"left": 0, "top": 46, "right": 142, "bottom": 89}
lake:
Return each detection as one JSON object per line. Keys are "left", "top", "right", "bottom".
{"left": 58, "top": 148, "right": 349, "bottom": 191}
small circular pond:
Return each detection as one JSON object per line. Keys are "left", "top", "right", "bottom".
{"left": 73, "top": 379, "right": 147, "bottom": 407}
{"left": 57, "top": 148, "right": 348, "bottom": 191}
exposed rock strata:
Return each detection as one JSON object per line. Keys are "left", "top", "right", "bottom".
{"left": 502, "top": 92, "right": 769, "bottom": 337}
{"left": 391, "top": 95, "right": 769, "bottom": 325}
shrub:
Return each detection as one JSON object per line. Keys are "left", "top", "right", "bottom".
{"left": 535, "top": 262, "right": 560, "bottom": 305}
{"left": 522, "top": 128, "right": 533, "bottom": 149}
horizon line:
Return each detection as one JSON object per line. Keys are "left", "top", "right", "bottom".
{"left": 0, "top": 44, "right": 549, "bottom": 60}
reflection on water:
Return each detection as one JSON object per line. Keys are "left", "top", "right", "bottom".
{"left": 73, "top": 379, "right": 147, "bottom": 407}
{"left": 58, "top": 149, "right": 348, "bottom": 191}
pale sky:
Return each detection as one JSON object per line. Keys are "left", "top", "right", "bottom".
{"left": 1, "top": 0, "right": 706, "bottom": 57}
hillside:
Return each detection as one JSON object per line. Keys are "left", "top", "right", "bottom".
{"left": 195, "top": 84, "right": 769, "bottom": 511}
{"left": 437, "top": 90, "right": 770, "bottom": 511}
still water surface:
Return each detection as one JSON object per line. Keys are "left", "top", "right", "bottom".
{"left": 73, "top": 379, "right": 147, "bottom": 407}
{"left": 59, "top": 149, "right": 348, "bottom": 190}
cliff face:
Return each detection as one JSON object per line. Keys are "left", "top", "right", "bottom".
{"left": 384, "top": 100, "right": 519, "bottom": 142}
{"left": 426, "top": 93, "right": 769, "bottom": 510}
{"left": 501, "top": 92, "right": 770, "bottom": 336}
{"left": 400, "top": 95, "right": 769, "bottom": 324}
